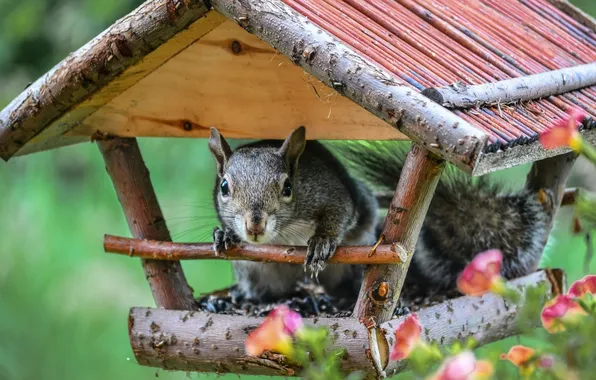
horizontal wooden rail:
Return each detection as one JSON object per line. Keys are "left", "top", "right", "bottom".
{"left": 103, "top": 235, "right": 407, "bottom": 265}
{"left": 422, "top": 63, "right": 596, "bottom": 108}
{"left": 128, "top": 269, "right": 564, "bottom": 377}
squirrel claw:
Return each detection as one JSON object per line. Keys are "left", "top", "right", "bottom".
{"left": 305, "top": 235, "right": 338, "bottom": 279}
{"left": 213, "top": 226, "right": 240, "bottom": 256}
{"left": 213, "top": 227, "right": 225, "bottom": 256}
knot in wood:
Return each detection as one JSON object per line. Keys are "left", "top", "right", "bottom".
{"left": 377, "top": 282, "right": 389, "bottom": 298}
{"left": 230, "top": 40, "right": 242, "bottom": 55}
{"left": 369, "top": 281, "right": 392, "bottom": 305}
{"left": 166, "top": 0, "right": 188, "bottom": 22}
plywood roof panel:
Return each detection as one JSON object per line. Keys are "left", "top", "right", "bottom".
{"left": 67, "top": 21, "right": 405, "bottom": 142}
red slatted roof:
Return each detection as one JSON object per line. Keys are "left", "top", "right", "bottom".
{"left": 284, "top": 0, "right": 596, "bottom": 152}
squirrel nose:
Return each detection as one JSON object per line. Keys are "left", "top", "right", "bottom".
{"left": 246, "top": 221, "right": 266, "bottom": 236}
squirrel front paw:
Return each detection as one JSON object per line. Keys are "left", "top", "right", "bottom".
{"left": 305, "top": 235, "right": 338, "bottom": 278}
{"left": 213, "top": 226, "right": 241, "bottom": 256}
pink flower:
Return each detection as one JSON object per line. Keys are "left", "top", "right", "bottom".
{"left": 539, "top": 107, "right": 585, "bottom": 150}
{"left": 568, "top": 275, "right": 596, "bottom": 299}
{"left": 500, "top": 345, "right": 557, "bottom": 377}
{"left": 457, "top": 250, "right": 504, "bottom": 296}
{"left": 245, "top": 305, "right": 303, "bottom": 356}
{"left": 427, "top": 351, "right": 493, "bottom": 380}
{"left": 538, "top": 355, "right": 555, "bottom": 369}
{"left": 540, "top": 294, "right": 587, "bottom": 333}
{"left": 500, "top": 345, "right": 535, "bottom": 367}
{"left": 390, "top": 314, "right": 422, "bottom": 361}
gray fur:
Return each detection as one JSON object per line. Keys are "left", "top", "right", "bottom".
{"left": 334, "top": 141, "right": 554, "bottom": 296}
{"left": 209, "top": 133, "right": 553, "bottom": 303}
{"left": 209, "top": 127, "right": 378, "bottom": 302}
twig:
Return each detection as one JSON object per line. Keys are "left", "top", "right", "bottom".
{"left": 585, "top": 231, "right": 593, "bottom": 274}
{"left": 422, "top": 63, "right": 596, "bottom": 109}
{"left": 103, "top": 235, "right": 408, "bottom": 264}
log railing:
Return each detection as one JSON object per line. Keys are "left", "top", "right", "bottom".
{"left": 128, "top": 270, "right": 564, "bottom": 377}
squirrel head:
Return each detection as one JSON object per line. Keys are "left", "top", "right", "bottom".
{"left": 208, "top": 126, "right": 306, "bottom": 244}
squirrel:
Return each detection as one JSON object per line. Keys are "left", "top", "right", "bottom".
{"left": 208, "top": 126, "right": 378, "bottom": 303}
{"left": 208, "top": 127, "right": 554, "bottom": 303}
{"left": 335, "top": 141, "right": 554, "bottom": 295}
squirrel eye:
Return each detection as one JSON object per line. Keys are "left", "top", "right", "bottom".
{"left": 220, "top": 179, "right": 230, "bottom": 197}
{"left": 282, "top": 179, "right": 292, "bottom": 198}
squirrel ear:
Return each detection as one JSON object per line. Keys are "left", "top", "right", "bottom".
{"left": 278, "top": 126, "right": 306, "bottom": 175}
{"left": 208, "top": 127, "right": 232, "bottom": 177}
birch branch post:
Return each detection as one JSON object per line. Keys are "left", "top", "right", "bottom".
{"left": 104, "top": 235, "right": 407, "bottom": 264}
{"left": 354, "top": 145, "right": 444, "bottom": 322}
{"left": 99, "top": 137, "right": 197, "bottom": 310}
{"left": 422, "top": 63, "right": 596, "bottom": 108}
{"left": 352, "top": 144, "right": 444, "bottom": 376}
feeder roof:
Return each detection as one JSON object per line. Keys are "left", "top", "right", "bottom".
{"left": 0, "top": 0, "right": 595, "bottom": 175}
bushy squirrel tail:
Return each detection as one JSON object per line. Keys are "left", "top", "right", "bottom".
{"left": 328, "top": 141, "right": 554, "bottom": 294}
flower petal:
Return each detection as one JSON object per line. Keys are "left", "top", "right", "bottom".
{"left": 390, "top": 314, "right": 422, "bottom": 361}
{"left": 245, "top": 315, "right": 290, "bottom": 356}
{"left": 539, "top": 107, "right": 585, "bottom": 150}
{"left": 568, "top": 107, "right": 587, "bottom": 125}
{"left": 500, "top": 345, "right": 535, "bottom": 367}
{"left": 269, "top": 305, "right": 304, "bottom": 335}
{"left": 541, "top": 294, "right": 587, "bottom": 333}
{"left": 245, "top": 305, "right": 302, "bottom": 356}
{"left": 457, "top": 250, "right": 503, "bottom": 296}
{"left": 568, "top": 275, "right": 596, "bottom": 299}
{"left": 472, "top": 360, "right": 494, "bottom": 379}
{"left": 539, "top": 126, "right": 575, "bottom": 149}
{"left": 427, "top": 351, "right": 482, "bottom": 380}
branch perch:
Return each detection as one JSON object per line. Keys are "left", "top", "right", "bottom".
{"left": 422, "top": 63, "right": 596, "bottom": 108}
{"left": 104, "top": 235, "right": 408, "bottom": 264}
{"left": 128, "top": 270, "right": 563, "bottom": 377}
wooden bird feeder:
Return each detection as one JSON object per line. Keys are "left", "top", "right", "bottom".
{"left": 1, "top": 0, "right": 595, "bottom": 377}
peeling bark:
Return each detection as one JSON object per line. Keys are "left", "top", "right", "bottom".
{"left": 99, "top": 138, "right": 197, "bottom": 310}
{"left": 422, "top": 63, "right": 596, "bottom": 109}
{"left": 210, "top": 0, "right": 488, "bottom": 173}
{"left": 0, "top": 0, "right": 211, "bottom": 161}
{"left": 104, "top": 234, "right": 408, "bottom": 264}
{"left": 128, "top": 270, "right": 560, "bottom": 376}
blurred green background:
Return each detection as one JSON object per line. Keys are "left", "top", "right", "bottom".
{"left": 0, "top": 0, "right": 595, "bottom": 379}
